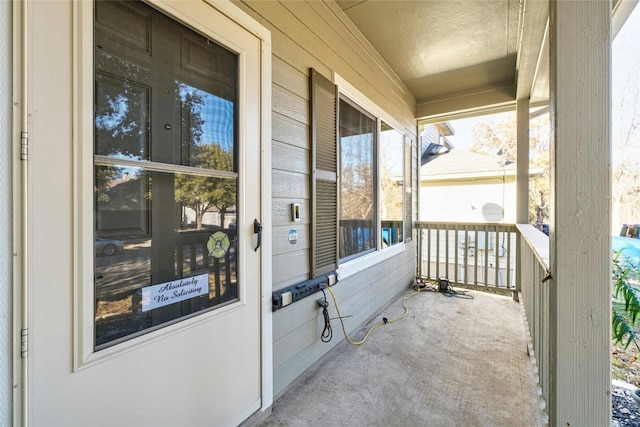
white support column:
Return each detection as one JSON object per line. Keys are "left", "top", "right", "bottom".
{"left": 549, "top": 1, "right": 611, "bottom": 426}
{"left": 516, "top": 97, "right": 530, "bottom": 225}
{"left": 515, "top": 98, "right": 530, "bottom": 296}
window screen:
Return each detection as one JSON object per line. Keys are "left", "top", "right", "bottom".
{"left": 94, "top": 1, "right": 239, "bottom": 348}
{"left": 339, "top": 97, "right": 376, "bottom": 260}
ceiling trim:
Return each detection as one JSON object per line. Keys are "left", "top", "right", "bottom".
{"left": 416, "top": 83, "right": 516, "bottom": 121}
{"left": 417, "top": 104, "right": 515, "bottom": 127}
{"left": 515, "top": 0, "right": 549, "bottom": 100}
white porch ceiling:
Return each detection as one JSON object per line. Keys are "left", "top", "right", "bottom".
{"left": 336, "top": 0, "right": 550, "bottom": 119}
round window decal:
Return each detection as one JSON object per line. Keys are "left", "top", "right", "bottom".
{"left": 207, "top": 231, "right": 230, "bottom": 258}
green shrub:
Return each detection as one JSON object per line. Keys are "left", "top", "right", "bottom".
{"left": 612, "top": 252, "right": 640, "bottom": 350}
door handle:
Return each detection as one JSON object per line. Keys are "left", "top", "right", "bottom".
{"left": 253, "top": 219, "right": 263, "bottom": 252}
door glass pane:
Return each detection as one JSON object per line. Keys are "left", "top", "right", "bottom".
{"left": 95, "top": 71, "right": 150, "bottom": 160}
{"left": 94, "top": 1, "right": 239, "bottom": 349}
{"left": 94, "top": 167, "right": 238, "bottom": 348}
{"left": 380, "top": 122, "right": 404, "bottom": 247}
{"left": 96, "top": 165, "right": 150, "bottom": 236}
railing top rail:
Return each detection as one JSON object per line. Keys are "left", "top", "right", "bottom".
{"left": 516, "top": 223, "right": 550, "bottom": 270}
{"left": 415, "top": 221, "right": 517, "bottom": 230}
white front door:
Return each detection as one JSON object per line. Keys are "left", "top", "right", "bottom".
{"left": 25, "top": 1, "right": 266, "bottom": 425}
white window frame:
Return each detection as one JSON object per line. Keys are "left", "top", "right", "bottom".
{"left": 333, "top": 73, "right": 407, "bottom": 280}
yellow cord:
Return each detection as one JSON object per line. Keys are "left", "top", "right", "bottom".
{"left": 325, "top": 285, "right": 425, "bottom": 346}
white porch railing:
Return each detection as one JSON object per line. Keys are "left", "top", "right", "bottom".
{"left": 416, "top": 221, "right": 518, "bottom": 292}
{"left": 517, "top": 224, "right": 551, "bottom": 414}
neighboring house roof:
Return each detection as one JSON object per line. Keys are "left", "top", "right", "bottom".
{"left": 432, "top": 122, "right": 455, "bottom": 137}
{"left": 421, "top": 148, "right": 521, "bottom": 181}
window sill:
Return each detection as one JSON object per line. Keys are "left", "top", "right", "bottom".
{"left": 338, "top": 242, "right": 407, "bottom": 281}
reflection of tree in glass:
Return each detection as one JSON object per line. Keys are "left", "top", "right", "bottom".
{"left": 175, "top": 82, "right": 236, "bottom": 230}
{"left": 341, "top": 134, "right": 374, "bottom": 221}
{"left": 175, "top": 144, "right": 236, "bottom": 230}
{"left": 380, "top": 126, "right": 404, "bottom": 221}
{"left": 95, "top": 165, "right": 145, "bottom": 205}
{"left": 179, "top": 82, "right": 205, "bottom": 166}
{"left": 179, "top": 81, "right": 235, "bottom": 168}
{"left": 95, "top": 51, "right": 149, "bottom": 159}
{"left": 96, "top": 166, "right": 149, "bottom": 209}
{"left": 96, "top": 166, "right": 120, "bottom": 203}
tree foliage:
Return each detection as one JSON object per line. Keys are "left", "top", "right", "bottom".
{"left": 175, "top": 144, "right": 236, "bottom": 229}
{"left": 95, "top": 51, "right": 149, "bottom": 159}
{"left": 612, "top": 75, "right": 640, "bottom": 228}
{"left": 612, "top": 15, "right": 640, "bottom": 228}
{"left": 612, "top": 252, "right": 640, "bottom": 350}
{"left": 380, "top": 127, "right": 404, "bottom": 222}
{"left": 341, "top": 134, "right": 374, "bottom": 221}
{"left": 469, "top": 111, "right": 550, "bottom": 227}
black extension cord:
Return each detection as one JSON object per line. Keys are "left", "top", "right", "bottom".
{"left": 415, "top": 277, "right": 474, "bottom": 299}
{"left": 319, "top": 290, "right": 332, "bottom": 342}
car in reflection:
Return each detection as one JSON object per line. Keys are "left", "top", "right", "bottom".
{"left": 95, "top": 237, "right": 124, "bottom": 256}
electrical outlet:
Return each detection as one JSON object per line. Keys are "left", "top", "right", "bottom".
{"left": 328, "top": 274, "right": 337, "bottom": 286}
{"left": 271, "top": 272, "right": 337, "bottom": 311}
{"left": 282, "top": 291, "right": 292, "bottom": 306}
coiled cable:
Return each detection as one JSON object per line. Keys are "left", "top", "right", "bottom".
{"left": 324, "top": 285, "right": 425, "bottom": 346}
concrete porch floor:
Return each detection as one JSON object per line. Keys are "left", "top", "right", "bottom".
{"left": 256, "top": 287, "right": 546, "bottom": 427}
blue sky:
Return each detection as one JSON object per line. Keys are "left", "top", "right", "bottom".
{"left": 444, "top": 116, "right": 484, "bottom": 150}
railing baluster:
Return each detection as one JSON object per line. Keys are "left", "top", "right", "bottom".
{"left": 435, "top": 226, "right": 440, "bottom": 279}
{"left": 454, "top": 227, "right": 459, "bottom": 284}
{"left": 445, "top": 225, "right": 449, "bottom": 279}
{"left": 506, "top": 231, "right": 512, "bottom": 289}
{"left": 494, "top": 227, "right": 499, "bottom": 287}
{"left": 483, "top": 225, "right": 489, "bottom": 287}
{"left": 427, "top": 227, "right": 433, "bottom": 277}
{"left": 473, "top": 228, "right": 479, "bottom": 285}
{"left": 463, "top": 227, "right": 469, "bottom": 285}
